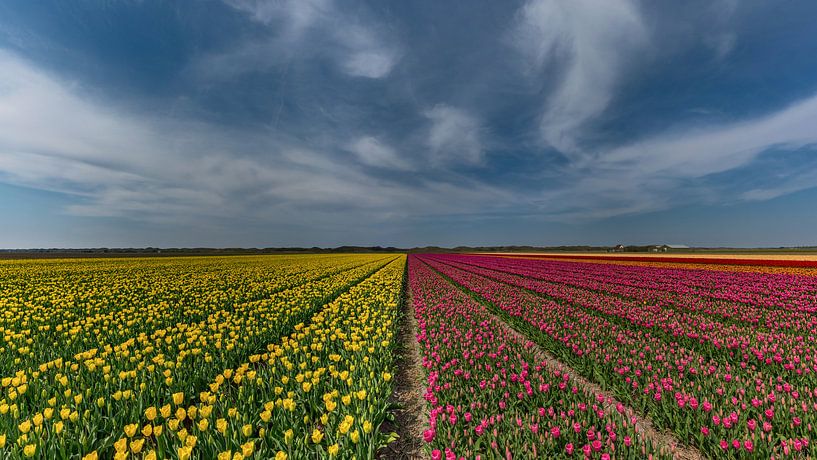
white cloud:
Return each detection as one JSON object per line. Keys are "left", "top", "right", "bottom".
{"left": 425, "top": 105, "right": 483, "bottom": 165}
{"left": 600, "top": 94, "right": 817, "bottom": 177}
{"left": 210, "top": 0, "right": 399, "bottom": 79}
{"left": 536, "top": 92, "right": 817, "bottom": 220}
{"left": 223, "top": 0, "right": 331, "bottom": 36}
{"left": 512, "top": 0, "right": 648, "bottom": 156}
{"left": 741, "top": 171, "right": 817, "bottom": 201}
{"left": 341, "top": 47, "right": 398, "bottom": 80}
{"left": 347, "top": 136, "right": 412, "bottom": 170}
{"left": 0, "top": 50, "right": 503, "bottom": 227}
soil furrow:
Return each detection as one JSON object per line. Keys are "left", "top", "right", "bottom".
{"left": 378, "top": 264, "right": 428, "bottom": 459}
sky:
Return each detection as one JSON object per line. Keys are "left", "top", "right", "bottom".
{"left": 1, "top": 0, "right": 817, "bottom": 248}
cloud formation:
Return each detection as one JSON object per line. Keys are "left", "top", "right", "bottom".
{"left": 540, "top": 92, "right": 817, "bottom": 220}
{"left": 425, "top": 105, "right": 484, "bottom": 166}
{"left": 1, "top": 0, "right": 817, "bottom": 247}
{"left": 0, "top": 50, "right": 502, "bottom": 229}
{"left": 347, "top": 136, "right": 412, "bottom": 171}
{"left": 512, "top": 0, "right": 648, "bottom": 156}
{"left": 209, "top": 0, "right": 400, "bottom": 79}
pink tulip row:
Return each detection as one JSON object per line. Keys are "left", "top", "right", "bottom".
{"left": 418, "top": 254, "right": 817, "bottom": 458}
{"left": 409, "top": 256, "right": 668, "bottom": 459}
{"left": 454, "top": 255, "right": 817, "bottom": 332}
{"left": 474, "top": 255, "right": 817, "bottom": 312}
{"left": 437, "top": 255, "right": 817, "bottom": 378}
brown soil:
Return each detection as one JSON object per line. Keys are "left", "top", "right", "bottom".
{"left": 378, "top": 280, "right": 428, "bottom": 459}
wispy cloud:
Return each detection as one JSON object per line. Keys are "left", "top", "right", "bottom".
{"left": 202, "top": 0, "right": 400, "bottom": 80}
{"left": 425, "top": 105, "right": 484, "bottom": 166}
{"left": 0, "top": 50, "right": 502, "bottom": 227}
{"left": 511, "top": 0, "right": 648, "bottom": 156}
{"left": 600, "top": 94, "right": 817, "bottom": 177}
{"left": 347, "top": 136, "right": 413, "bottom": 170}
{"left": 742, "top": 166, "right": 817, "bottom": 201}
{"left": 538, "top": 92, "right": 817, "bottom": 220}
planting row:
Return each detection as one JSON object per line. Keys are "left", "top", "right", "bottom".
{"left": 0, "top": 255, "right": 374, "bottom": 372}
{"left": 0, "top": 254, "right": 401, "bottom": 458}
{"left": 409, "top": 256, "right": 669, "bottom": 459}
{"left": 419, "top": 254, "right": 816, "bottom": 458}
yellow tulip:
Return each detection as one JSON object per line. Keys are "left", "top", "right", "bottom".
{"left": 241, "top": 441, "right": 254, "bottom": 457}
{"left": 216, "top": 418, "right": 228, "bottom": 434}
{"left": 114, "top": 437, "right": 128, "bottom": 453}
{"left": 130, "top": 438, "right": 145, "bottom": 454}
{"left": 328, "top": 443, "right": 339, "bottom": 456}
{"left": 18, "top": 420, "right": 32, "bottom": 434}
{"left": 312, "top": 428, "right": 324, "bottom": 444}
{"left": 124, "top": 424, "right": 138, "bottom": 438}
{"left": 23, "top": 444, "right": 36, "bottom": 458}
{"left": 178, "top": 446, "right": 192, "bottom": 460}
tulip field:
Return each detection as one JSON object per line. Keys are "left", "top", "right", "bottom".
{"left": 410, "top": 253, "right": 817, "bottom": 459}
{"left": 2, "top": 251, "right": 816, "bottom": 459}
{"left": 0, "top": 254, "right": 405, "bottom": 459}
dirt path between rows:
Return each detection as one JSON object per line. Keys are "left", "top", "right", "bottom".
{"left": 486, "top": 308, "right": 704, "bottom": 460}
{"left": 378, "top": 272, "right": 428, "bottom": 459}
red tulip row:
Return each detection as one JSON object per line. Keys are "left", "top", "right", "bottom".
{"left": 459, "top": 255, "right": 817, "bottom": 324}
{"left": 418, "top": 254, "right": 817, "bottom": 458}
{"left": 438, "top": 255, "right": 817, "bottom": 376}
{"left": 409, "top": 256, "right": 668, "bottom": 459}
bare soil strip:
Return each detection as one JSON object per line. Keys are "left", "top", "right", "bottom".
{"left": 378, "top": 269, "right": 428, "bottom": 459}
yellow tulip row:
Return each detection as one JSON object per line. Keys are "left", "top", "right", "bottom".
{"left": 95, "top": 255, "right": 406, "bottom": 459}
{"left": 0, "top": 255, "right": 370, "bottom": 372}
{"left": 0, "top": 254, "right": 400, "bottom": 458}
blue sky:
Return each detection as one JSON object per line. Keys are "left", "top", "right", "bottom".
{"left": 1, "top": 0, "right": 817, "bottom": 248}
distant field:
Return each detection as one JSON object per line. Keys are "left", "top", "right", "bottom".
{"left": 487, "top": 252, "right": 817, "bottom": 271}
{"left": 487, "top": 252, "right": 817, "bottom": 260}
